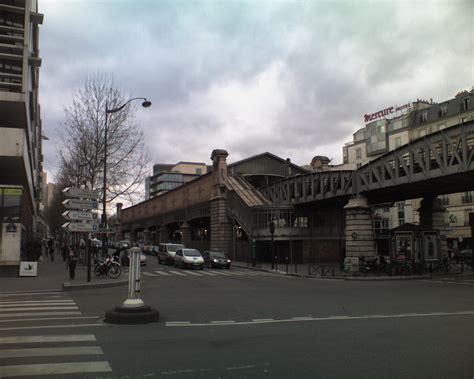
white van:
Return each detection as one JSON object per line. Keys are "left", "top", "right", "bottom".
{"left": 157, "top": 243, "right": 185, "bottom": 265}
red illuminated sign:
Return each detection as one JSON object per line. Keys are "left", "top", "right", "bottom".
{"left": 364, "top": 102, "right": 411, "bottom": 123}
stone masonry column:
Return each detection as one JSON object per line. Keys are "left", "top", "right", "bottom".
{"left": 158, "top": 226, "right": 169, "bottom": 244}
{"left": 344, "top": 196, "right": 376, "bottom": 269}
{"left": 210, "top": 149, "right": 233, "bottom": 255}
{"left": 418, "top": 197, "right": 448, "bottom": 258}
{"left": 143, "top": 229, "right": 151, "bottom": 245}
{"left": 181, "top": 222, "right": 192, "bottom": 247}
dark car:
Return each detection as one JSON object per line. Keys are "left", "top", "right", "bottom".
{"left": 202, "top": 251, "right": 231, "bottom": 269}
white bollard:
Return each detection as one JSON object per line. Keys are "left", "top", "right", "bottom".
{"left": 122, "top": 247, "right": 144, "bottom": 308}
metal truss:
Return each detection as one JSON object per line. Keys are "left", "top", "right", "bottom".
{"left": 262, "top": 121, "right": 474, "bottom": 205}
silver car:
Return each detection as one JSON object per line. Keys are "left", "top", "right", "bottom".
{"left": 174, "top": 249, "right": 204, "bottom": 270}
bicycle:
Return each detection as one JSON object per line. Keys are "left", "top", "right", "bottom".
{"left": 94, "top": 256, "right": 121, "bottom": 279}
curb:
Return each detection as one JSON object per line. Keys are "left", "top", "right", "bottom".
{"left": 63, "top": 279, "right": 128, "bottom": 291}
{"left": 233, "top": 264, "right": 433, "bottom": 281}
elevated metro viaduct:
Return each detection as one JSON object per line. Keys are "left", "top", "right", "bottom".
{"left": 117, "top": 121, "right": 474, "bottom": 264}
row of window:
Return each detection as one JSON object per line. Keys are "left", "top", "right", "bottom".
{"left": 420, "top": 98, "right": 471, "bottom": 124}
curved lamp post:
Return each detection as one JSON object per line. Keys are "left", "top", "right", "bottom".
{"left": 101, "top": 98, "right": 151, "bottom": 259}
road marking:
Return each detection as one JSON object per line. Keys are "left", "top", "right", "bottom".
{"left": 0, "top": 323, "right": 107, "bottom": 331}
{"left": 0, "top": 311, "right": 82, "bottom": 318}
{"left": 0, "top": 306, "right": 78, "bottom": 312}
{"left": 221, "top": 271, "right": 246, "bottom": 276}
{"left": 154, "top": 270, "right": 172, "bottom": 276}
{"left": 252, "top": 318, "right": 275, "bottom": 322}
{"left": 166, "top": 310, "right": 474, "bottom": 327}
{"left": 142, "top": 272, "right": 157, "bottom": 277}
{"left": 209, "top": 271, "right": 232, "bottom": 276}
{"left": 420, "top": 280, "right": 474, "bottom": 286}
{"left": 166, "top": 321, "right": 191, "bottom": 326}
{"left": 184, "top": 271, "right": 203, "bottom": 276}
{"left": 199, "top": 271, "right": 218, "bottom": 276}
{"left": 0, "top": 316, "right": 100, "bottom": 323}
{"left": 0, "top": 300, "right": 74, "bottom": 305}
{"left": 168, "top": 270, "right": 188, "bottom": 276}
{"left": 0, "top": 346, "right": 104, "bottom": 358}
{"left": 0, "top": 334, "right": 96, "bottom": 344}
{"left": 0, "top": 289, "right": 63, "bottom": 295}
{"left": 0, "top": 302, "right": 76, "bottom": 308}
{"left": 0, "top": 361, "right": 112, "bottom": 377}
{"left": 210, "top": 320, "right": 236, "bottom": 324}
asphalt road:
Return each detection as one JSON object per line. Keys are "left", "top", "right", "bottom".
{"left": 1, "top": 258, "right": 473, "bottom": 378}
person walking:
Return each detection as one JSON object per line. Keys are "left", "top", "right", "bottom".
{"left": 42, "top": 239, "right": 49, "bottom": 257}
{"left": 67, "top": 246, "right": 78, "bottom": 280}
{"left": 48, "top": 239, "right": 55, "bottom": 261}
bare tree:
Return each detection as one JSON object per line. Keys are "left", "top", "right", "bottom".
{"left": 56, "top": 74, "right": 149, "bottom": 209}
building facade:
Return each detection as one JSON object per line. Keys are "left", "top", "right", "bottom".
{"left": 340, "top": 88, "right": 474, "bottom": 253}
{"left": 145, "top": 161, "right": 209, "bottom": 199}
{"left": 0, "top": 0, "right": 44, "bottom": 273}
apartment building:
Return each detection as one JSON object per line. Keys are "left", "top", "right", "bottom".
{"left": 0, "top": 0, "right": 44, "bottom": 273}
{"left": 340, "top": 88, "right": 474, "bottom": 253}
{"left": 145, "top": 161, "right": 209, "bottom": 199}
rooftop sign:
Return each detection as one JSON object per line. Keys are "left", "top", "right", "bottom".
{"left": 364, "top": 102, "right": 412, "bottom": 124}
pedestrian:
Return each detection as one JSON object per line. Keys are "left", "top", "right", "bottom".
{"left": 61, "top": 243, "right": 68, "bottom": 262}
{"left": 67, "top": 246, "right": 78, "bottom": 280}
{"left": 48, "top": 239, "right": 55, "bottom": 261}
{"left": 43, "top": 239, "right": 49, "bottom": 257}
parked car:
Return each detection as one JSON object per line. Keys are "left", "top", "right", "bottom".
{"left": 202, "top": 251, "right": 231, "bottom": 269}
{"left": 157, "top": 243, "right": 185, "bottom": 265}
{"left": 120, "top": 249, "right": 147, "bottom": 266}
{"left": 143, "top": 245, "right": 158, "bottom": 256}
{"left": 118, "top": 240, "right": 131, "bottom": 249}
{"left": 174, "top": 249, "right": 204, "bottom": 269}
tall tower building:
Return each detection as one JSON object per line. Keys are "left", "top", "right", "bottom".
{"left": 0, "top": 0, "right": 44, "bottom": 274}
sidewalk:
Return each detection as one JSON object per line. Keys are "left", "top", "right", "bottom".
{"left": 231, "top": 261, "right": 469, "bottom": 281}
{"left": 0, "top": 257, "right": 127, "bottom": 293}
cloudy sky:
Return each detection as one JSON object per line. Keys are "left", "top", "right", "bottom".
{"left": 39, "top": 0, "right": 472, "bottom": 181}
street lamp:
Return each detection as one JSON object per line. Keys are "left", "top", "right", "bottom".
{"left": 101, "top": 97, "right": 151, "bottom": 259}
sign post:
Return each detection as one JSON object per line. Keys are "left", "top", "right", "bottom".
{"left": 62, "top": 187, "right": 99, "bottom": 282}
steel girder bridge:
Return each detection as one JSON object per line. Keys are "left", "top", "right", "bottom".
{"left": 261, "top": 121, "right": 474, "bottom": 205}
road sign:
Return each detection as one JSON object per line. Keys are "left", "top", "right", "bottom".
{"left": 62, "top": 187, "right": 100, "bottom": 199}
{"left": 96, "top": 228, "right": 115, "bottom": 234}
{"left": 62, "top": 199, "right": 98, "bottom": 210}
{"left": 62, "top": 222, "right": 99, "bottom": 232}
{"left": 62, "top": 211, "right": 99, "bottom": 222}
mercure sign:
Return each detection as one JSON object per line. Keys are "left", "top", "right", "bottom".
{"left": 364, "top": 102, "right": 412, "bottom": 123}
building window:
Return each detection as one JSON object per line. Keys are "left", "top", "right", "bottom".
{"left": 394, "top": 136, "right": 402, "bottom": 148}
{"left": 462, "top": 191, "right": 473, "bottom": 204}
{"left": 420, "top": 111, "right": 428, "bottom": 123}
{"left": 438, "top": 105, "right": 447, "bottom": 117}
{"left": 355, "top": 148, "right": 362, "bottom": 160}
{"left": 397, "top": 201, "right": 405, "bottom": 226}
{"left": 461, "top": 97, "right": 470, "bottom": 112}
{"left": 374, "top": 218, "right": 389, "bottom": 237}
{"left": 439, "top": 195, "right": 449, "bottom": 206}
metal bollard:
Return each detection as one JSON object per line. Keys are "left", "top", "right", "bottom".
{"left": 295, "top": 261, "right": 297, "bottom": 274}
{"left": 275, "top": 256, "right": 278, "bottom": 272}
{"left": 122, "top": 247, "right": 144, "bottom": 308}
{"left": 285, "top": 257, "right": 288, "bottom": 274}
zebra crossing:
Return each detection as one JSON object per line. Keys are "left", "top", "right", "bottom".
{"left": 0, "top": 290, "right": 112, "bottom": 378}
{"left": 141, "top": 268, "right": 281, "bottom": 278}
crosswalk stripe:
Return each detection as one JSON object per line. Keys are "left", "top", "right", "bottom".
{"left": 198, "top": 271, "right": 218, "bottom": 276}
{"left": 0, "top": 361, "right": 112, "bottom": 377}
{"left": 0, "top": 323, "right": 107, "bottom": 331}
{"left": 168, "top": 270, "right": 188, "bottom": 276}
{"left": 0, "top": 334, "right": 96, "bottom": 344}
{"left": 0, "top": 302, "right": 75, "bottom": 308}
{"left": 154, "top": 270, "right": 172, "bottom": 276}
{"left": 142, "top": 272, "right": 157, "bottom": 277}
{"left": 209, "top": 271, "right": 232, "bottom": 276}
{"left": 0, "top": 311, "right": 82, "bottom": 318}
{"left": 0, "top": 300, "right": 75, "bottom": 305}
{"left": 184, "top": 271, "right": 203, "bottom": 276}
{"left": 0, "top": 306, "right": 78, "bottom": 312}
{"left": 0, "top": 346, "right": 104, "bottom": 358}
{"left": 0, "top": 316, "right": 99, "bottom": 323}
{"left": 0, "top": 291, "right": 64, "bottom": 297}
